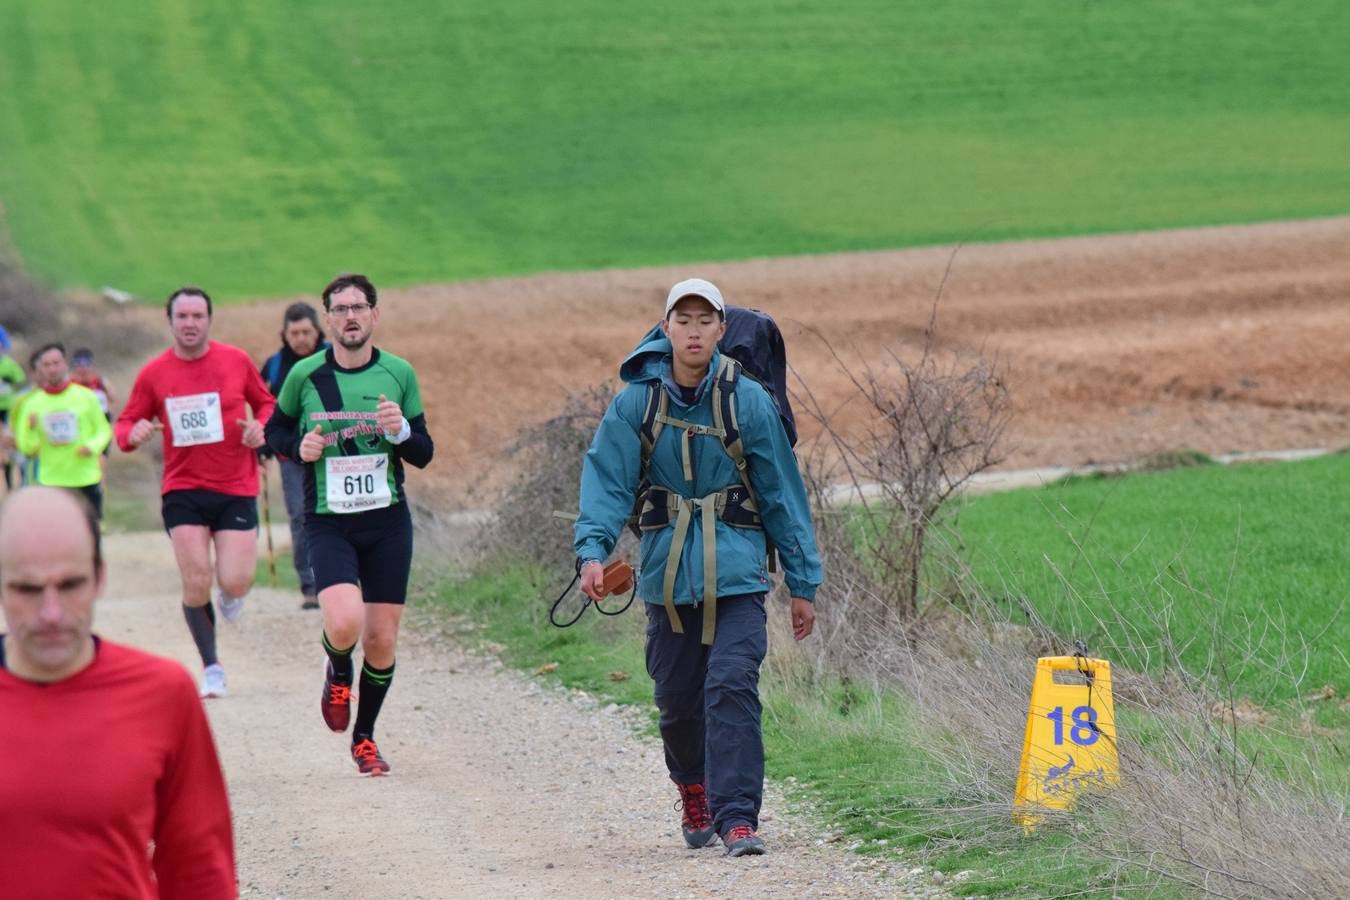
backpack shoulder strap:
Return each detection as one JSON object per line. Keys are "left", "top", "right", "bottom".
{"left": 711, "top": 356, "right": 779, "bottom": 572}
{"left": 628, "top": 383, "right": 667, "bottom": 538}
{"left": 638, "top": 383, "right": 667, "bottom": 474}
{"left": 710, "top": 356, "right": 745, "bottom": 476}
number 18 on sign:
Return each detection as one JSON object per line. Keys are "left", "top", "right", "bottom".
{"left": 1013, "top": 655, "right": 1118, "bottom": 828}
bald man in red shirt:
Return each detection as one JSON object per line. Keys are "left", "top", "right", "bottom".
{"left": 0, "top": 486, "right": 235, "bottom": 899}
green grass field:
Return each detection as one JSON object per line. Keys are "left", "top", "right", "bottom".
{"left": 2, "top": 1, "right": 1348, "bottom": 299}
{"left": 954, "top": 455, "right": 1350, "bottom": 727}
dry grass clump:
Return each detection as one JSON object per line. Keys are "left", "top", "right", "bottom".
{"left": 885, "top": 563, "right": 1345, "bottom": 897}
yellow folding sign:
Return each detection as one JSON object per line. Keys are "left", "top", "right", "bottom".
{"left": 1013, "top": 655, "right": 1118, "bottom": 827}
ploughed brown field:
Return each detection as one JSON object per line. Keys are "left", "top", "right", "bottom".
{"left": 212, "top": 218, "right": 1350, "bottom": 503}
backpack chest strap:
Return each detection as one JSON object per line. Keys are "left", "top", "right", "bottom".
{"left": 654, "top": 413, "right": 726, "bottom": 483}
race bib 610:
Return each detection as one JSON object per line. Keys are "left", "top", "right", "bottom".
{"left": 325, "top": 455, "right": 392, "bottom": 513}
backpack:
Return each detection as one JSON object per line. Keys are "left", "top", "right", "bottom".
{"left": 717, "top": 305, "right": 796, "bottom": 447}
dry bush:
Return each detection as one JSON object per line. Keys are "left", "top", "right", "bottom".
{"left": 791, "top": 256, "right": 1010, "bottom": 620}
{"left": 485, "top": 383, "right": 618, "bottom": 575}
{"left": 473, "top": 381, "right": 651, "bottom": 631}
{"left": 763, "top": 444, "right": 912, "bottom": 681}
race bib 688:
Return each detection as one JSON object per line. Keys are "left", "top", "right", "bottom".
{"left": 166, "top": 392, "right": 225, "bottom": 447}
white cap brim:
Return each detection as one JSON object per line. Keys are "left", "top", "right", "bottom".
{"left": 665, "top": 278, "right": 725, "bottom": 317}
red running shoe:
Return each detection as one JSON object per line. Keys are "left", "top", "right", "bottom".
{"left": 675, "top": 782, "right": 716, "bottom": 848}
{"left": 723, "top": 824, "right": 766, "bottom": 857}
{"left": 351, "top": 738, "right": 390, "bottom": 776}
{"left": 321, "top": 662, "right": 352, "bottom": 733}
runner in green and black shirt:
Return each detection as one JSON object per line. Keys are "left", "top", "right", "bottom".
{"left": 263, "top": 273, "right": 433, "bottom": 776}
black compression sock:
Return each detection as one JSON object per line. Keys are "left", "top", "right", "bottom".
{"left": 322, "top": 632, "right": 356, "bottom": 684}
{"left": 352, "top": 660, "right": 395, "bottom": 741}
{"left": 183, "top": 604, "right": 218, "bottom": 668}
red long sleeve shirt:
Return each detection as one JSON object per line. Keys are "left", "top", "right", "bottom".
{"left": 115, "top": 342, "right": 275, "bottom": 496}
{"left": 0, "top": 639, "right": 236, "bottom": 899}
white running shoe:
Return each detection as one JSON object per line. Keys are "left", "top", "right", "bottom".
{"left": 217, "top": 589, "right": 246, "bottom": 623}
{"left": 199, "top": 664, "right": 228, "bottom": 699}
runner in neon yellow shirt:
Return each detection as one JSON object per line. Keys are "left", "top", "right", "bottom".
{"left": 12, "top": 343, "right": 111, "bottom": 517}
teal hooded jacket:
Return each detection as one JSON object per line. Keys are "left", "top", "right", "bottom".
{"left": 574, "top": 335, "right": 822, "bottom": 605}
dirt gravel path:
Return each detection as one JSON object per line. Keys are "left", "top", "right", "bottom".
{"left": 95, "top": 532, "right": 941, "bottom": 899}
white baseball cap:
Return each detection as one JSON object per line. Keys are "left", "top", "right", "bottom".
{"left": 665, "top": 278, "right": 726, "bottom": 318}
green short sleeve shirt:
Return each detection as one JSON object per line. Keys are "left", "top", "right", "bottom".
{"left": 276, "top": 348, "right": 425, "bottom": 515}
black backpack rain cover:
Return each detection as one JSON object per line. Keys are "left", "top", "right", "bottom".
{"left": 719, "top": 306, "right": 797, "bottom": 447}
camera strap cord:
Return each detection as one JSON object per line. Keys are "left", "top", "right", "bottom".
{"left": 549, "top": 572, "right": 637, "bottom": 628}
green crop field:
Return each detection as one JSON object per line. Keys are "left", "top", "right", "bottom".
{"left": 2, "top": 1, "right": 1348, "bottom": 300}
{"left": 955, "top": 454, "right": 1350, "bottom": 727}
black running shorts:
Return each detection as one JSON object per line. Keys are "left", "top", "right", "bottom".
{"left": 162, "top": 489, "right": 259, "bottom": 533}
{"left": 305, "top": 502, "right": 413, "bottom": 604}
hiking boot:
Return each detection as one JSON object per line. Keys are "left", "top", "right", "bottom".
{"left": 199, "top": 664, "right": 228, "bottom": 699}
{"left": 321, "top": 662, "right": 353, "bottom": 732}
{"left": 300, "top": 594, "right": 320, "bottom": 610}
{"left": 351, "top": 738, "right": 390, "bottom": 776}
{"left": 675, "top": 782, "right": 717, "bottom": 848}
{"left": 217, "top": 589, "right": 245, "bottom": 623}
{"left": 722, "top": 824, "right": 766, "bottom": 857}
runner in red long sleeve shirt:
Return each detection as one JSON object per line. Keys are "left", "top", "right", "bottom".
{"left": 0, "top": 486, "right": 235, "bottom": 899}
{"left": 115, "top": 287, "right": 274, "bottom": 698}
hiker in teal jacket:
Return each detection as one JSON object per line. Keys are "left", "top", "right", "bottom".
{"left": 574, "top": 278, "right": 822, "bottom": 858}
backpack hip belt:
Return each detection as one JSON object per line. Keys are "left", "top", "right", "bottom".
{"left": 638, "top": 484, "right": 761, "bottom": 531}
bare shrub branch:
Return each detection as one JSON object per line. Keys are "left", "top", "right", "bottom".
{"left": 485, "top": 383, "right": 619, "bottom": 575}
{"left": 789, "top": 284, "right": 1010, "bottom": 619}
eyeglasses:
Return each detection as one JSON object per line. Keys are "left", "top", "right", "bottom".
{"left": 328, "top": 302, "right": 372, "bottom": 317}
